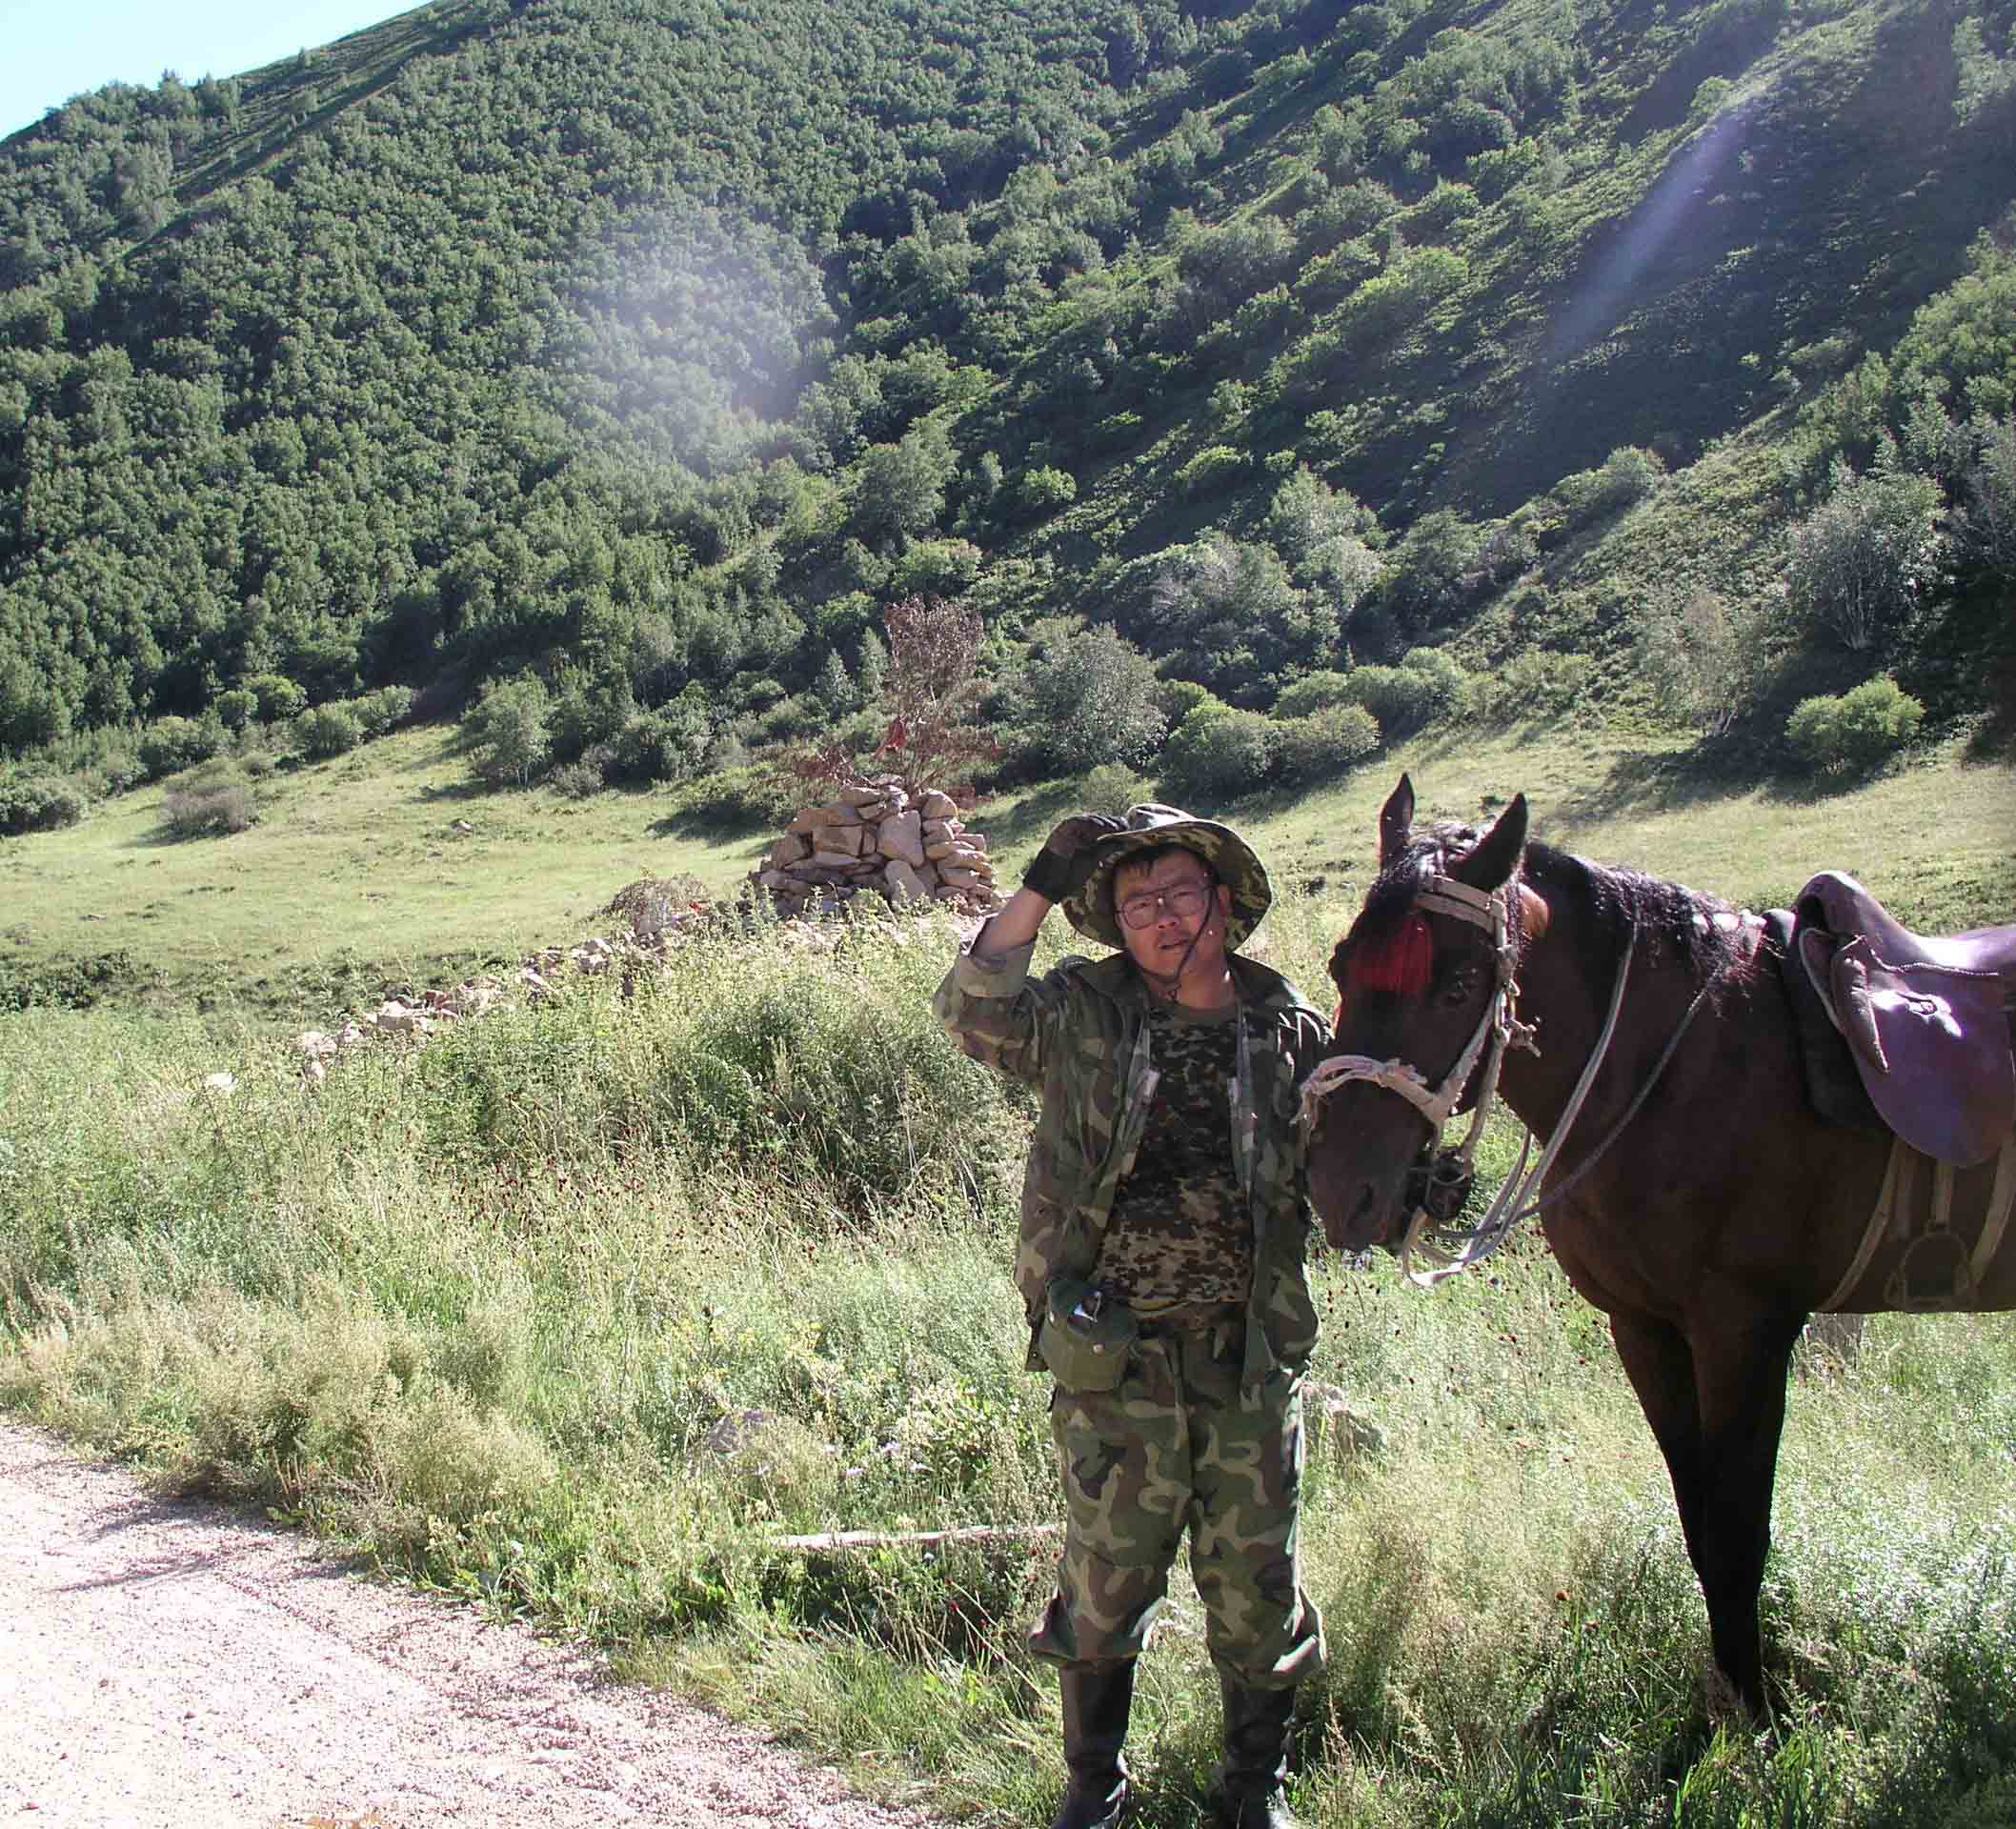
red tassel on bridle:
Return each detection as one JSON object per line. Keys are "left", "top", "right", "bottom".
{"left": 1341, "top": 912, "right": 1435, "bottom": 1008}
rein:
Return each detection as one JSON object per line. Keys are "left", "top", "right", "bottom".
{"left": 1300, "top": 871, "right": 1725, "bottom": 1285}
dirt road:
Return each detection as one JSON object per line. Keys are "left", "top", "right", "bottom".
{"left": 0, "top": 1422, "right": 932, "bottom": 1829}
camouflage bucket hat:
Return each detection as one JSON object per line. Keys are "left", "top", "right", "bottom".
{"left": 1062, "top": 803, "right": 1273, "bottom": 952}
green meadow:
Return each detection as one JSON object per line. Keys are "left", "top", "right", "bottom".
{"left": 4, "top": 719, "right": 2011, "bottom": 1018}
{"left": 2, "top": 733, "right": 2015, "bottom": 1827}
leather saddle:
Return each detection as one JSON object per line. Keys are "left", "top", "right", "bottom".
{"left": 1785, "top": 871, "right": 2016, "bottom": 1167}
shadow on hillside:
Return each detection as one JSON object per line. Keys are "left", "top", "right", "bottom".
{"left": 414, "top": 777, "right": 495, "bottom": 805}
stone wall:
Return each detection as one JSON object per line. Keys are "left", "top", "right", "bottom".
{"left": 751, "top": 779, "right": 1002, "bottom": 918}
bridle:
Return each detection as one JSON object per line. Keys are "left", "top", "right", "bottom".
{"left": 1299, "top": 869, "right": 1720, "bottom": 1286}
{"left": 1299, "top": 874, "right": 1542, "bottom": 1283}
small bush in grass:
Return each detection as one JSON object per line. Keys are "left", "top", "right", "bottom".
{"left": 1159, "top": 704, "right": 1276, "bottom": 800}
{"left": 1479, "top": 651, "right": 1595, "bottom": 721}
{"left": 1785, "top": 677, "right": 1925, "bottom": 774}
{"left": 668, "top": 766, "right": 803, "bottom": 834}
{"left": 352, "top": 685, "right": 414, "bottom": 737}
{"left": 1075, "top": 762, "right": 1153, "bottom": 814}
{"left": 464, "top": 675, "right": 554, "bottom": 787}
{"left": 1786, "top": 455, "right": 1944, "bottom": 654}
{"left": 0, "top": 773, "right": 89, "bottom": 834}
{"left": 1016, "top": 465, "right": 1077, "bottom": 519}
{"left": 1332, "top": 662, "right": 1444, "bottom": 735}
{"left": 137, "top": 714, "right": 227, "bottom": 779}
{"left": 1273, "top": 671, "right": 1355, "bottom": 719}
{"left": 161, "top": 760, "right": 258, "bottom": 836}
{"left": 295, "top": 703, "right": 363, "bottom": 759}
{"left": 1552, "top": 445, "right": 1666, "bottom": 529}
{"left": 1272, "top": 702, "right": 1381, "bottom": 787}
{"left": 548, "top": 759, "right": 606, "bottom": 799}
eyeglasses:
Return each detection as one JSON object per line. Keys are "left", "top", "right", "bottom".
{"left": 1117, "top": 880, "right": 1214, "bottom": 930}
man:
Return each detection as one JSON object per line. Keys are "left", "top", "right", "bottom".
{"left": 933, "top": 804, "right": 1332, "bottom": 1829}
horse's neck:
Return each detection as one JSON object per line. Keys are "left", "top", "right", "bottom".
{"left": 1499, "top": 895, "right": 1650, "bottom": 1140}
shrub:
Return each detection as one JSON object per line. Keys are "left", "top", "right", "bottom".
{"left": 548, "top": 760, "right": 606, "bottom": 799}
{"left": 1013, "top": 626, "right": 1167, "bottom": 774}
{"left": 891, "top": 538, "right": 984, "bottom": 599}
{"left": 1478, "top": 651, "right": 1596, "bottom": 720}
{"left": 1175, "top": 444, "right": 1249, "bottom": 498}
{"left": 1634, "top": 587, "right": 1773, "bottom": 734}
{"left": 1272, "top": 670, "right": 1355, "bottom": 719}
{"left": 1017, "top": 466, "right": 1078, "bottom": 518}
{"left": 1272, "top": 703, "right": 1381, "bottom": 787}
{"left": 160, "top": 760, "right": 257, "bottom": 837}
{"left": 1785, "top": 456, "right": 1944, "bottom": 653}
{"left": 1075, "top": 762, "right": 1152, "bottom": 814}
{"left": 352, "top": 685, "right": 415, "bottom": 737}
{"left": 244, "top": 674, "right": 307, "bottom": 724}
{"left": 213, "top": 689, "right": 259, "bottom": 733}
{"left": 464, "top": 676, "right": 554, "bottom": 787}
{"left": 1322, "top": 657, "right": 1467, "bottom": 737}
{"left": 137, "top": 714, "right": 226, "bottom": 780}
{"left": 1552, "top": 446, "right": 1666, "bottom": 528}
{"left": 0, "top": 773, "right": 89, "bottom": 834}
{"left": 1784, "top": 678, "right": 1925, "bottom": 774}
{"left": 297, "top": 703, "right": 364, "bottom": 759}
{"left": 609, "top": 691, "right": 712, "bottom": 786}
{"left": 669, "top": 765, "right": 802, "bottom": 834}
{"left": 1398, "top": 646, "right": 1472, "bottom": 718}
{"left": 1159, "top": 705, "right": 1276, "bottom": 801}
{"left": 1156, "top": 679, "right": 1217, "bottom": 727}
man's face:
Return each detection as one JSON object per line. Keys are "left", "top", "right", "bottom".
{"left": 1112, "top": 849, "right": 1234, "bottom": 979}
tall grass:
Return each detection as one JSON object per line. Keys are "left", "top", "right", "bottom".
{"left": 5, "top": 897, "right": 2016, "bottom": 1826}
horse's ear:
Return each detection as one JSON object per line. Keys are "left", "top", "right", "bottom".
{"left": 1449, "top": 794, "right": 1527, "bottom": 891}
{"left": 1377, "top": 774, "right": 1415, "bottom": 869}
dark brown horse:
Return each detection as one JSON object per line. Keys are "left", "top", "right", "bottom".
{"left": 1303, "top": 775, "right": 2016, "bottom": 1713}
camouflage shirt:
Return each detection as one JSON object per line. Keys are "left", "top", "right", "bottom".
{"left": 933, "top": 940, "right": 1332, "bottom": 1384}
{"left": 1099, "top": 999, "right": 1249, "bottom": 1313}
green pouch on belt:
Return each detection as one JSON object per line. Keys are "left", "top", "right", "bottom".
{"left": 1038, "top": 1277, "right": 1139, "bottom": 1392}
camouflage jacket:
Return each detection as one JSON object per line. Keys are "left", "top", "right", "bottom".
{"left": 934, "top": 940, "right": 1331, "bottom": 1385}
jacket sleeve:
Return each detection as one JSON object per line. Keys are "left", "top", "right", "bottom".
{"left": 932, "top": 940, "right": 1077, "bottom": 1087}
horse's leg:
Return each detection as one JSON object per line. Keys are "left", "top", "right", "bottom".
{"left": 1609, "top": 1310, "right": 1708, "bottom": 1560}
{"left": 1681, "top": 1310, "right": 1806, "bottom": 1713}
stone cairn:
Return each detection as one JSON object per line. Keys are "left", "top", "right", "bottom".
{"left": 751, "top": 779, "right": 1003, "bottom": 920}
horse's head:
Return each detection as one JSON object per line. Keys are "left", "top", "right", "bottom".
{"left": 1305, "top": 774, "right": 1540, "bottom": 1254}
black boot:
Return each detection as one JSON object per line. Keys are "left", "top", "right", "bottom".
{"left": 1215, "top": 1675, "right": 1301, "bottom": 1829}
{"left": 1050, "top": 1659, "right": 1136, "bottom": 1829}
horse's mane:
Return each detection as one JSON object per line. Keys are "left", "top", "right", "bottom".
{"left": 1356, "top": 820, "right": 1748, "bottom": 985}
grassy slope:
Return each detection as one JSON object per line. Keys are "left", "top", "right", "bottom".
{"left": 0, "top": 725, "right": 773, "bottom": 1012}
{"left": 4, "top": 721, "right": 2010, "bottom": 1020}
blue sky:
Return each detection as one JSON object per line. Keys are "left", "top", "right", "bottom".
{"left": 0, "top": 2, "right": 407, "bottom": 139}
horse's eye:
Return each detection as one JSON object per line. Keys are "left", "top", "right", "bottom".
{"left": 1441, "top": 963, "right": 1480, "bottom": 1005}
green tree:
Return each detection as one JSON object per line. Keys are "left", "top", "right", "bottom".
{"left": 1016, "top": 623, "right": 1167, "bottom": 773}
{"left": 855, "top": 421, "right": 958, "bottom": 541}
{"left": 1785, "top": 454, "right": 1944, "bottom": 653}
{"left": 463, "top": 676, "right": 552, "bottom": 788}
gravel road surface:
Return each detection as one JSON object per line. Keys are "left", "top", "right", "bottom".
{"left": 1, "top": 1422, "right": 936, "bottom": 1829}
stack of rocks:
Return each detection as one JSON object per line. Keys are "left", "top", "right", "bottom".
{"left": 752, "top": 780, "right": 1002, "bottom": 919}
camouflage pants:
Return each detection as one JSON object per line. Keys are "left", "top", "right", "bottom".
{"left": 1029, "top": 1326, "right": 1325, "bottom": 1686}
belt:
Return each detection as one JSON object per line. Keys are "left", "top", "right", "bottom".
{"left": 1135, "top": 1300, "right": 1245, "bottom": 1338}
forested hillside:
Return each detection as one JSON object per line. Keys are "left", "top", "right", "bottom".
{"left": 1, "top": 0, "right": 2011, "bottom": 814}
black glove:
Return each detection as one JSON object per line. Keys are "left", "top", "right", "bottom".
{"left": 1022, "top": 814, "right": 1127, "bottom": 903}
